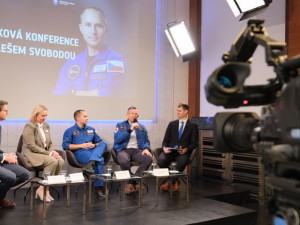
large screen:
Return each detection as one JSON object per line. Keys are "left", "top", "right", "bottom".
{"left": 0, "top": 0, "right": 156, "bottom": 120}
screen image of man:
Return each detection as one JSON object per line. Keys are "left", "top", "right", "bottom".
{"left": 52, "top": 7, "right": 126, "bottom": 97}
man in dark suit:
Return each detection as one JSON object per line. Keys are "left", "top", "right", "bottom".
{"left": 157, "top": 103, "right": 198, "bottom": 191}
{"left": 0, "top": 100, "right": 30, "bottom": 208}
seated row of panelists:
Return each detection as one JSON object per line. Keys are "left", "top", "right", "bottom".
{"left": 0, "top": 100, "right": 198, "bottom": 208}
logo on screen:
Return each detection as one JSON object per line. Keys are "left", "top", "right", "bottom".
{"left": 53, "top": 0, "right": 59, "bottom": 5}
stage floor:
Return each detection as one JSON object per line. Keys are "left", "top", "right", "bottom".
{"left": 0, "top": 177, "right": 269, "bottom": 225}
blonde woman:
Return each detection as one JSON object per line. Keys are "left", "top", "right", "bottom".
{"left": 21, "top": 105, "right": 64, "bottom": 202}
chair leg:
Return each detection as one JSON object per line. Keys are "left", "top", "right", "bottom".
{"left": 24, "top": 187, "right": 32, "bottom": 202}
{"left": 179, "top": 176, "right": 193, "bottom": 188}
{"left": 50, "top": 187, "right": 60, "bottom": 199}
{"left": 143, "top": 183, "right": 149, "bottom": 193}
{"left": 14, "top": 180, "right": 31, "bottom": 197}
{"left": 75, "top": 186, "right": 81, "bottom": 198}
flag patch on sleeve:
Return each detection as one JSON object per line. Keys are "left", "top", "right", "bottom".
{"left": 107, "top": 61, "right": 124, "bottom": 73}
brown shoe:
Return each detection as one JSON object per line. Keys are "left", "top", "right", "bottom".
{"left": 135, "top": 184, "right": 145, "bottom": 192}
{"left": 160, "top": 181, "right": 170, "bottom": 191}
{"left": 125, "top": 184, "right": 135, "bottom": 194}
{"left": 0, "top": 198, "right": 16, "bottom": 208}
{"left": 173, "top": 180, "right": 180, "bottom": 192}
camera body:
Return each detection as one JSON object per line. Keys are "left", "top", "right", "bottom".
{"left": 205, "top": 20, "right": 300, "bottom": 225}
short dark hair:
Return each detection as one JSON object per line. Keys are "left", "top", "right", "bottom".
{"left": 127, "top": 106, "right": 137, "bottom": 113}
{"left": 178, "top": 103, "right": 189, "bottom": 111}
{"left": 74, "top": 110, "right": 85, "bottom": 121}
{"left": 81, "top": 7, "right": 107, "bottom": 25}
{"left": 0, "top": 100, "right": 8, "bottom": 111}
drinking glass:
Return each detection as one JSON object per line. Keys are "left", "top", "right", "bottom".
{"left": 151, "top": 163, "right": 156, "bottom": 170}
{"left": 60, "top": 170, "right": 67, "bottom": 178}
{"left": 43, "top": 170, "right": 51, "bottom": 180}
{"left": 171, "top": 162, "right": 177, "bottom": 171}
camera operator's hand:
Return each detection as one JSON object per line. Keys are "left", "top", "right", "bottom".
{"left": 178, "top": 147, "right": 188, "bottom": 155}
{"left": 163, "top": 147, "right": 171, "bottom": 154}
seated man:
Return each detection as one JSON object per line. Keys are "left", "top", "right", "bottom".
{"left": 62, "top": 110, "right": 107, "bottom": 198}
{"left": 113, "top": 106, "right": 152, "bottom": 194}
{"left": 0, "top": 100, "right": 30, "bottom": 208}
{"left": 157, "top": 103, "right": 198, "bottom": 191}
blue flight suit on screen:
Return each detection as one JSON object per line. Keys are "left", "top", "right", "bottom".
{"left": 52, "top": 46, "right": 126, "bottom": 97}
{"left": 113, "top": 120, "right": 150, "bottom": 152}
{"left": 62, "top": 123, "right": 107, "bottom": 187}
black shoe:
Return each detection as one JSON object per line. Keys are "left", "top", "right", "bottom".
{"left": 94, "top": 186, "right": 105, "bottom": 198}
{"left": 82, "top": 161, "right": 95, "bottom": 177}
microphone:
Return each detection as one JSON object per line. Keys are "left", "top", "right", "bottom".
{"left": 133, "top": 119, "right": 144, "bottom": 130}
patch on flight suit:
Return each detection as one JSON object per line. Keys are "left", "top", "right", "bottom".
{"left": 73, "top": 130, "right": 80, "bottom": 136}
{"left": 114, "top": 127, "right": 119, "bottom": 133}
{"left": 93, "top": 64, "right": 106, "bottom": 73}
{"left": 107, "top": 61, "right": 124, "bottom": 73}
{"left": 68, "top": 65, "right": 81, "bottom": 80}
{"left": 87, "top": 129, "right": 94, "bottom": 135}
{"left": 120, "top": 125, "right": 126, "bottom": 130}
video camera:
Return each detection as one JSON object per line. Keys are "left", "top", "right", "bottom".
{"left": 205, "top": 20, "right": 300, "bottom": 225}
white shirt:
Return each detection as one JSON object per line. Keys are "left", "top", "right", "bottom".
{"left": 178, "top": 119, "right": 187, "bottom": 132}
{"left": 38, "top": 123, "right": 47, "bottom": 148}
{"left": 126, "top": 130, "right": 139, "bottom": 149}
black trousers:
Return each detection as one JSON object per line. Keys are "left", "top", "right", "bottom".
{"left": 157, "top": 151, "right": 190, "bottom": 172}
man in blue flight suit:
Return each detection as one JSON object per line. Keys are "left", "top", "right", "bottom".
{"left": 62, "top": 109, "right": 107, "bottom": 198}
{"left": 113, "top": 106, "right": 152, "bottom": 194}
{"left": 52, "top": 7, "right": 126, "bottom": 97}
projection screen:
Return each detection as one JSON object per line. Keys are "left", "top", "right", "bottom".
{"left": 0, "top": 0, "right": 156, "bottom": 120}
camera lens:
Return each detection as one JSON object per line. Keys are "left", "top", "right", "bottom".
{"left": 218, "top": 75, "right": 235, "bottom": 88}
{"left": 214, "top": 112, "right": 259, "bottom": 153}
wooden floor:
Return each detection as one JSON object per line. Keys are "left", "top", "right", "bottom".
{"left": 0, "top": 177, "right": 271, "bottom": 225}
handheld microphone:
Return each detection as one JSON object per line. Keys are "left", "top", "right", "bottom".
{"left": 133, "top": 119, "right": 144, "bottom": 130}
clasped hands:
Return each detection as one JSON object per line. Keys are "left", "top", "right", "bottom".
{"left": 81, "top": 142, "right": 96, "bottom": 149}
{"left": 50, "top": 150, "right": 62, "bottom": 159}
{"left": 4, "top": 153, "right": 18, "bottom": 164}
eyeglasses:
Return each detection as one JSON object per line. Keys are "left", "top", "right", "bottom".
{"left": 1, "top": 110, "right": 8, "bottom": 113}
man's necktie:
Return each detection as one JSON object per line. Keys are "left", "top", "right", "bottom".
{"left": 178, "top": 121, "right": 184, "bottom": 139}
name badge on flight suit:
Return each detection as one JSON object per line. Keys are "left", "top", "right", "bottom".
{"left": 87, "top": 130, "right": 94, "bottom": 135}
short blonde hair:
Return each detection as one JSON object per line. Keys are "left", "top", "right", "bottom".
{"left": 30, "top": 105, "right": 48, "bottom": 124}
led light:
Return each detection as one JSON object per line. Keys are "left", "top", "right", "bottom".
{"left": 165, "top": 29, "right": 180, "bottom": 57}
{"left": 165, "top": 20, "right": 196, "bottom": 61}
{"left": 226, "top": 0, "right": 270, "bottom": 19}
{"left": 236, "top": 0, "right": 265, "bottom": 13}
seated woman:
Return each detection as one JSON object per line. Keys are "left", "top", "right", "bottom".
{"left": 21, "top": 105, "right": 64, "bottom": 202}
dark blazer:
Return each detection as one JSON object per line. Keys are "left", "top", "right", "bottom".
{"left": 0, "top": 149, "right": 4, "bottom": 163}
{"left": 162, "top": 119, "right": 199, "bottom": 153}
{"left": 0, "top": 125, "right": 4, "bottom": 163}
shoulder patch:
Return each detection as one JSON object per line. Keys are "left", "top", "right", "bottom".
{"left": 73, "top": 130, "right": 80, "bottom": 136}
{"left": 68, "top": 65, "right": 81, "bottom": 80}
{"left": 120, "top": 125, "right": 126, "bottom": 131}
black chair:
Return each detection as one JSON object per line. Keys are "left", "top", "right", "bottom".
{"left": 65, "top": 148, "right": 111, "bottom": 201}
{"left": 154, "top": 147, "right": 197, "bottom": 187}
{"left": 111, "top": 148, "right": 149, "bottom": 193}
{"left": 14, "top": 135, "right": 65, "bottom": 201}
